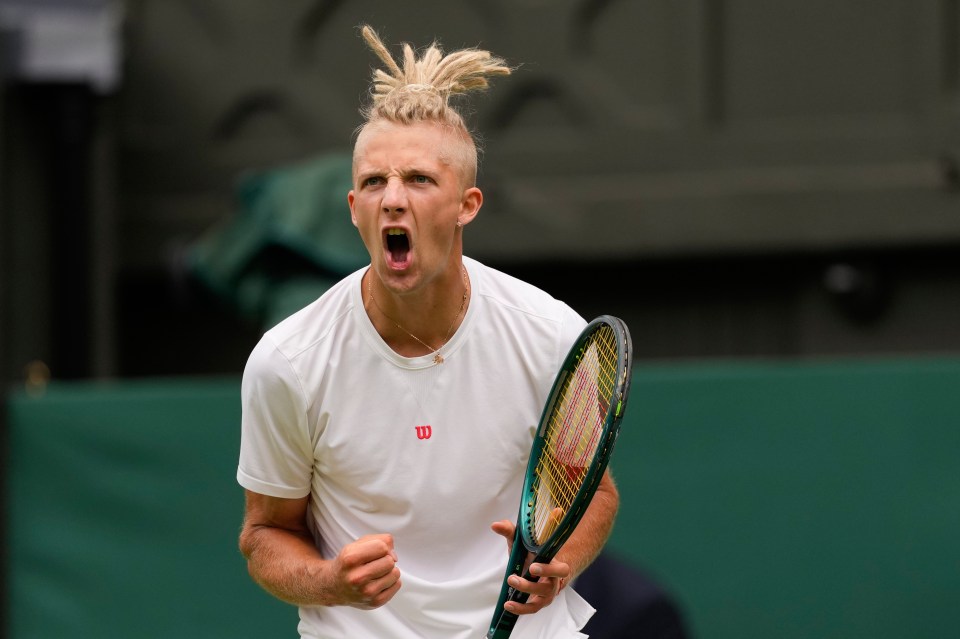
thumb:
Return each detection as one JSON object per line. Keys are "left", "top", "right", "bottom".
{"left": 490, "top": 520, "right": 516, "bottom": 549}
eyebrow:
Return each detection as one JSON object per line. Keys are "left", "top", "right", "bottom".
{"left": 357, "top": 165, "right": 442, "bottom": 181}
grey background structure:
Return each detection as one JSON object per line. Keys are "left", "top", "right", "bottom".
{"left": 3, "top": 0, "right": 960, "bottom": 382}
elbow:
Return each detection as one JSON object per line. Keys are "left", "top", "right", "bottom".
{"left": 238, "top": 523, "right": 259, "bottom": 562}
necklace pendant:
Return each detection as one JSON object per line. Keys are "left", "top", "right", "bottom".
{"left": 433, "top": 353, "right": 444, "bottom": 365}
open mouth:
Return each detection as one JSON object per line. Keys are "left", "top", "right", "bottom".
{"left": 385, "top": 228, "right": 411, "bottom": 267}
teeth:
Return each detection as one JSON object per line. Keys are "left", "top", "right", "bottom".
{"left": 386, "top": 229, "right": 406, "bottom": 236}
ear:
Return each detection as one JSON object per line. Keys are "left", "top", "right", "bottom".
{"left": 348, "top": 191, "right": 358, "bottom": 227}
{"left": 457, "top": 187, "right": 483, "bottom": 228}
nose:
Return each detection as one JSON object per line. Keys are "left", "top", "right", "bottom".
{"left": 381, "top": 178, "right": 407, "bottom": 215}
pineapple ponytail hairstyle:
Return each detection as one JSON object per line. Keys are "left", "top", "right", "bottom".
{"left": 354, "top": 25, "right": 511, "bottom": 186}
{"left": 359, "top": 24, "right": 511, "bottom": 128}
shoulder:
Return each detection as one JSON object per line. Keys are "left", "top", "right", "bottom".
{"left": 467, "top": 257, "right": 585, "bottom": 346}
{"left": 257, "top": 268, "right": 362, "bottom": 362}
{"left": 242, "top": 268, "right": 363, "bottom": 393}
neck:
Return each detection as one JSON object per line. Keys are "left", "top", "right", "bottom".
{"left": 365, "top": 266, "right": 470, "bottom": 358}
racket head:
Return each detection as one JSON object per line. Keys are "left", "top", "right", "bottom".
{"left": 517, "top": 315, "right": 632, "bottom": 558}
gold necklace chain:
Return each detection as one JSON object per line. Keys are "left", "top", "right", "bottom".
{"left": 367, "top": 267, "right": 469, "bottom": 365}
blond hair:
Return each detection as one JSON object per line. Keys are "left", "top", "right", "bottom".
{"left": 355, "top": 25, "right": 511, "bottom": 185}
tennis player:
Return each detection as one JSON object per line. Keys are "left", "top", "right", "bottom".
{"left": 237, "top": 25, "right": 619, "bottom": 638}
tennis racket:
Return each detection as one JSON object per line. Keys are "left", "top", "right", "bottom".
{"left": 486, "top": 315, "right": 633, "bottom": 639}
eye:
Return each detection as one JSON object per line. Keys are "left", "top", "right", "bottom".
{"left": 412, "top": 175, "right": 431, "bottom": 184}
{"left": 363, "top": 176, "right": 385, "bottom": 187}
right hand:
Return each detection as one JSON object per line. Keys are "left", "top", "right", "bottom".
{"left": 330, "top": 533, "right": 402, "bottom": 609}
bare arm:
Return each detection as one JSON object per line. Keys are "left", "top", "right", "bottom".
{"left": 491, "top": 469, "right": 619, "bottom": 615}
{"left": 554, "top": 468, "right": 620, "bottom": 579}
{"left": 238, "top": 490, "right": 402, "bottom": 609}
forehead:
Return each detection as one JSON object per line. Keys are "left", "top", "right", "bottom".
{"left": 353, "top": 120, "right": 469, "bottom": 174}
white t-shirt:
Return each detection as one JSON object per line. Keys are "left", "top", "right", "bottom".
{"left": 238, "top": 257, "right": 594, "bottom": 638}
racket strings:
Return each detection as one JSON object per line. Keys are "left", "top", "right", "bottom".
{"left": 530, "top": 326, "right": 619, "bottom": 543}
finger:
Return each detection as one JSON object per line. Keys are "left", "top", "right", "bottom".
{"left": 490, "top": 519, "right": 515, "bottom": 539}
{"left": 359, "top": 551, "right": 400, "bottom": 581}
{"left": 504, "top": 597, "right": 548, "bottom": 616}
{"left": 341, "top": 535, "right": 395, "bottom": 568}
{"left": 503, "top": 576, "right": 557, "bottom": 615}
{"left": 363, "top": 574, "right": 402, "bottom": 609}
{"left": 541, "top": 506, "right": 565, "bottom": 539}
{"left": 351, "top": 568, "right": 403, "bottom": 610}
{"left": 356, "top": 563, "right": 402, "bottom": 601}
{"left": 355, "top": 533, "right": 395, "bottom": 552}
{"left": 344, "top": 553, "right": 401, "bottom": 605}
{"left": 501, "top": 561, "right": 568, "bottom": 616}
{"left": 490, "top": 520, "right": 517, "bottom": 552}
{"left": 507, "top": 573, "right": 556, "bottom": 600}
{"left": 528, "top": 560, "right": 570, "bottom": 581}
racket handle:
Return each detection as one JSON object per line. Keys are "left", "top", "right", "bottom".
{"left": 487, "top": 574, "right": 535, "bottom": 638}
{"left": 487, "top": 526, "right": 530, "bottom": 639}
{"left": 486, "top": 609, "right": 521, "bottom": 638}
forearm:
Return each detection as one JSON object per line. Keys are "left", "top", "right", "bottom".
{"left": 555, "top": 471, "right": 620, "bottom": 580}
{"left": 240, "top": 523, "right": 341, "bottom": 607}
{"left": 494, "top": 472, "right": 619, "bottom": 616}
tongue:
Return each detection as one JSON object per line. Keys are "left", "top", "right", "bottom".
{"left": 387, "top": 235, "right": 410, "bottom": 266}
{"left": 390, "top": 246, "right": 409, "bottom": 265}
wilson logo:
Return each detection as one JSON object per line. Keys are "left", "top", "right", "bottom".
{"left": 415, "top": 425, "right": 432, "bottom": 440}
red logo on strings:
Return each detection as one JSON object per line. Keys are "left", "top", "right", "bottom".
{"left": 415, "top": 425, "right": 432, "bottom": 440}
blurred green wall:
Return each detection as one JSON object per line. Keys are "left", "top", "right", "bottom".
{"left": 607, "top": 358, "right": 960, "bottom": 639}
{"left": 3, "top": 380, "right": 295, "bottom": 638}
{"left": 5, "top": 358, "right": 960, "bottom": 638}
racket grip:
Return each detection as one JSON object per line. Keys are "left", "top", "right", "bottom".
{"left": 487, "top": 564, "right": 537, "bottom": 638}
{"left": 487, "top": 579, "right": 533, "bottom": 638}
{"left": 486, "top": 526, "right": 530, "bottom": 639}
{"left": 486, "top": 609, "right": 521, "bottom": 639}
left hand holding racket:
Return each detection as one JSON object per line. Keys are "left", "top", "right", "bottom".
{"left": 490, "top": 519, "right": 570, "bottom": 615}
{"left": 486, "top": 315, "right": 632, "bottom": 638}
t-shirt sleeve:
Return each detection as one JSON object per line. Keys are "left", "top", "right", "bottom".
{"left": 557, "top": 301, "right": 588, "bottom": 365}
{"left": 237, "top": 335, "right": 314, "bottom": 499}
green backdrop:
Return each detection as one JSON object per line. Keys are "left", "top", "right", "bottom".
{"left": 3, "top": 380, "right": 295, "bottom": 638}
{"left": 607, "top": 359, "right": 960, "bottom": 639}
{"left": 5, "top": 358, "right": 960, "bottom": 638}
